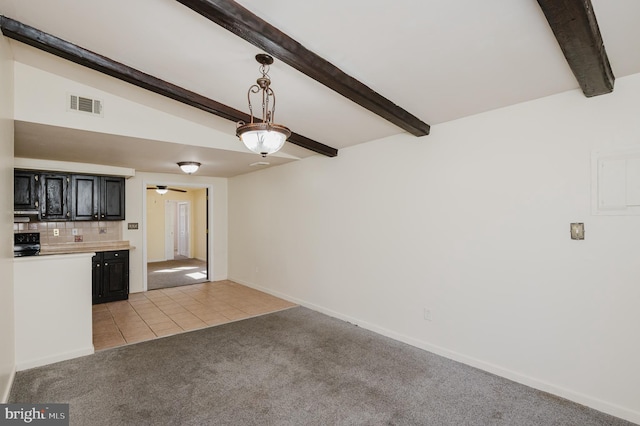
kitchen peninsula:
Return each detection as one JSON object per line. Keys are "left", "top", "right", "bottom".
{"left": 13, "top": 240, "right": 133, "bottom": 370}
{"left": 14, "top": 252, "right": 94, "bottom": 370}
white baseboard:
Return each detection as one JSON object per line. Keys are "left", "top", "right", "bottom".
{"left": 230, "top": 277, "right": 640, "bottom": 425}
{"left": 0, "top": 366, "right": 16, "bottom": 403}
{"left": 16, "top": 346, "right": 94, "bottom": 372}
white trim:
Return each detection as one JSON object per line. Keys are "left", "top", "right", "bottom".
{"left": 0, "top": 366, "right": 16, "bottom": 403}
{"left": 230, "top": 276, "right": 640, "bottom": 425}
{"left": 15, "top": 346, "right": 94, "bottom": 372}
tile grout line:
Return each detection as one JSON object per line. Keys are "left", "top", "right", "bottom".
{"left": 93, "top": 281, "right": 298, "bottom": 351}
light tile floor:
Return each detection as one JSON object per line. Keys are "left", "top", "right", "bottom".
{"left": 92, "top": 280, "right": 297, "bottom": 351}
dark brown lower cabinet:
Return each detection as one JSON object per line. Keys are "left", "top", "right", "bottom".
{"left": 92, "top": 250, "right": 129, "bottom": 304}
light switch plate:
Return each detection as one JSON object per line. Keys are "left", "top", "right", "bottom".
{"left": 570, "top": 223, "right": 585, "bottom": 240}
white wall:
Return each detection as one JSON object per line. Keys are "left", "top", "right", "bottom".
{"left": 125, "top": 172, "right": 227, "bottom": 293}
{"left": 13, "top": 254, "right": 94, "bottom": 370}
{"left": 229, "top": 73, "right": 640, "bottom": 423}
{"left": 0, "top": 34, "right": 15, "bottom": 403}
{"left": 12, "top": 60, "right": 242, "bottom": 153}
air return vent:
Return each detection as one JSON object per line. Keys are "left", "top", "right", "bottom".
{"left": 68, "top": 94, "right": 103, "bottom": 116}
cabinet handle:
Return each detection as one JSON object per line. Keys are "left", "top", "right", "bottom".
{"left": 35, "top": 175, "right": 38, "bottom": 182}
{"left": 114, "top": 253, "right": 118, "bottom": 257}
{"left": 96, "top": 264, "right": 100, "bottom": 268}
{"left": 105, "top": 263, "right": 108, "bottom": 266}
{"left": 35, "top": 201, "right": 39, "bottom": 208}
{"left": 101, "top": 214, "right": 105, "bottom": 218}
{"left": 66, "top": 212, "right": 70, "bottom": 217}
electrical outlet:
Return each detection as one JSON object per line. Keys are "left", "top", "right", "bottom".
{"left": 53, "top": 228, "right": 59, "bottom": 237}
{"left": 423, "top": 308, "right": 432, "bottom": 321}
{"left": 72, "top": 228, "right": 79, "bottom": 236}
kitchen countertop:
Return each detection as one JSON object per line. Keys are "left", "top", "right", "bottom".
{"left": 39, "top": 240, "right": 134, "bottom": 255}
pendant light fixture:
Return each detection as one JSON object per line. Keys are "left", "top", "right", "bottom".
{"left": 236, "top": 54, "right": 291, "bottom": 157}
{"left": 177, "top": 161, "right": 201, "bottom": 174}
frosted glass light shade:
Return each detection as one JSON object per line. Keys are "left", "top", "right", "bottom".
{"left": 237, "top": 122, "right": 291, "bottom": 157}
{"left": 177, "top": 161, "right": 201, "bottom": 174}
{"left": 156, "top": 186, "right": 169, "bottom": 195}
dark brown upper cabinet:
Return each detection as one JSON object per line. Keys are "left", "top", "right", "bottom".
{"left": 100, "top": 176, "right": 125, "bottom": 221}
{"left": 40, "top": 173, "right": 70, "bottom": 220}
{"left": 14, "top": 169, "right": 125, "bottom": 222}
{"left": 71, "top": 175, "right": 125, "bottom": 221}
{"left": 71, "top": 175, "right": 99, "bottom": 220}
{"left": 14, "top": 170, "right": 39, "bottom": 213}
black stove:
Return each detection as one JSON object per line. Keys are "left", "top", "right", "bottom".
{"left": 14, "top": 232, "right": 41, "bottom": 257}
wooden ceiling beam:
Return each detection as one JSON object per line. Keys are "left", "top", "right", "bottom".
{"left": 537, "top": 0, "right": 614, "bottom": 97}
{"left": 0, "top": 16, "right": 338, "bottom": 157}
{"left": 175, "top": 0, "right": 431, "bottom": 136}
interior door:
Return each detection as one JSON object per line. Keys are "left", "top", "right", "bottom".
{"left": 177, "top": 202, "right": 190, "bottom": 257}
{"left": 165, "top": 200, "right": 175, "bottom": 260}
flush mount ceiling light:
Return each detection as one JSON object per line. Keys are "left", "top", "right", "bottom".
{"left": 155, "top": 185, "right": 169, "bottom": 195}
{"left": 236, "top": 54, "right": 291, "bottom": 157}
{"left": 177, "top": 161, "right": 201, "bottom": 174}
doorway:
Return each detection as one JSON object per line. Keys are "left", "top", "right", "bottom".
{"left": 146, "top": 186, "right": 209, "bottom": 290}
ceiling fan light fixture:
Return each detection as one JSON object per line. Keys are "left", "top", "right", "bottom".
{"left": 177, "top": 161, "right": 201, "bottom": 174}
{"left": 155, "top": 185, "right": 169, "bottom": 195}
{"left": 237, "top": 54, "right": 290, "bottom": 157}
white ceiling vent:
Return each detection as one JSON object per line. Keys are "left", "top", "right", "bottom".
{"left": 68, "top": 94, "right": 103, "bottom": 116}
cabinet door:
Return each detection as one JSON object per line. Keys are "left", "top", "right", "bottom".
{"left": 14, "top": 170, "right": 39, "bottom": 211}
{"left": 40, "top": 174, "right": 70, "bottom": 220}
{"left": 102, "top": 251, "right": 129, "bottom": 301}
{"left": 100, "top": 176, "right": 125, "bottom": 220}
{"left": 71, "top": 175, "right": 99, "bottom": 221}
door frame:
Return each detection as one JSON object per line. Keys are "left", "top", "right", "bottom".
{"left": 142, "top": 181, "right": 211, "bottom": 291}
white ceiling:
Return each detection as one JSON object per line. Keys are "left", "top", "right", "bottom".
{"left": 2, "top": 0, "right": 640, "bottom": 177}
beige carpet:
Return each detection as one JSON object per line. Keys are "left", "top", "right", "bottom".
{"left": 9, "top": 307, "right": 634, "bottom": 426}
{"left": 147, "top": 258, "right": 208, "bottom": 290}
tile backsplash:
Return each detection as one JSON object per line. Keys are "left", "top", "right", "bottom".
{"left": 14, "top": 221, "right": 122, "bottom": 245}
